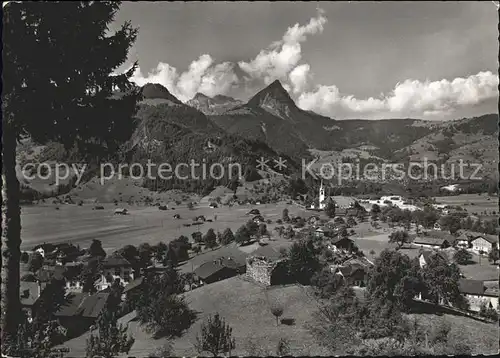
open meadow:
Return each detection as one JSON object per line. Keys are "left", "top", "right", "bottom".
{"left": 19, "top": 201, "right": 315, "bottom": 252}
{"left": 432, "top": 194, "right": 498, "bottom": 219}
{"left": 60, "top": 277, "right": 331, "bottom": 357}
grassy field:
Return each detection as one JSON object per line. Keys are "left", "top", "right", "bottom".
{"left": 60, "top": 277, "right": 331, "bottom": 357}
{"left": 458, "top": 253, "right": 499, "bottom": 281}
{"left": 432, "top": 194, "right": 498, "bottom": 219}
{"left": 19, "top": 201, "right": 315, "bottom": 252}
{"left": 407, "top": 312, "right": 499, "bottom": 355}
{"left": 59, "top": 277, "right": 499, "bottom": 357}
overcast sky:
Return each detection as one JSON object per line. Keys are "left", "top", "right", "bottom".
{"left": 111, "top": 1, "right": 498, "bottom": 120}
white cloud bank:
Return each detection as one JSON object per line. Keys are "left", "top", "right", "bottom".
{"left": 238, "top": 9, "right": 326, "bottom": 90}
{"left": 130, "top": 55, "right": 239, "bottom": 102}
{"left": 128, "top": 8, "right": 497, "bottom": 119}
{"left": 129, "top": 9, "right": 326, "bottom": 102}
{"left": 298, "top": 71, "right": 499, "bottom": 119}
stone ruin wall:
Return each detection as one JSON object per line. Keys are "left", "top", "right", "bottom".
{"left": 246, "top": 257, "right": 282, "bottom": 286}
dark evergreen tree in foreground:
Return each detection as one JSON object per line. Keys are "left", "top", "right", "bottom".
{"left": 2, "top": 2, "right": 140, "bottom": 349}
{"left": 195, "top": 313, "right": 236, "bottom": 357}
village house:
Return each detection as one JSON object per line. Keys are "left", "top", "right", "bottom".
{"left": 114, "top": 208, "right": 128, "bottom": 215}
{"left": 335, "top": 208, "right": 359, "bottom": 217}
{"left": 413, "top": 231, "right": 455, "bottom": 249}
{"left": 35, "top": 246, "right": 45, "bottom": 258}
{"left": 330, "top": 257, "right": 374, "bottom": 287}
{"left": 55, "top": 292, "right": 110, "bottom": 338}
{"left": 62, "top": 262, "right": 85, "bottom": 293}
{"left": 433, "top": 222, "right": 442, "bottom": 231}
{"left": 96, "top": 254, "right": 134, "bottom": 291}
{"left": 315, "top": 226, "right": 333, "bottom": 239}
{"left": 122, "top": 276, "right": 145, "bottom": 300}
{"left": 458, "top": 279, "right": 499, "bottom": 312}
{"left": 37, "top": 265, "right": 65, "bottom": 286}
{"left": 468, "top": 233, "right": 498, "bottom": 254}
{"left": 328, "top": 236, "right": 355, "bottom": 252}
{"left": 194, "top": 256, "right": 246, "bottom": 285}
{"left": 455, "top": 233, "right": 471, "bottom": 249}
{"left": 65, "top": 278, "right": 84, "bottom": 294}
{"left": 418, "top": 250, "right": 448, "bottom": 268}
{"left": 454, "top": 230, "right": 499, "bottom": 254}
{"left": 248, "top": 208, "right": 260, "bottom": 216}
{"left": 252, "top": 215, "right": 265, "bottom": 224}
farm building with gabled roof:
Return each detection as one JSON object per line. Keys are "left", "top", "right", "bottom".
{"left": 55, "top": 292, "right": 110, "bottom": 338}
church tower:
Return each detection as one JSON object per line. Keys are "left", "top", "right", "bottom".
{"left": 319, "top": 180, "right": 325, "bottom": 209}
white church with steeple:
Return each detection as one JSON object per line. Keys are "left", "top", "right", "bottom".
{"left": 309, "top": 180, "right": 327, "bottom": 210}
{"left": 319, "top": 180, "right": 326, "bottom": 209}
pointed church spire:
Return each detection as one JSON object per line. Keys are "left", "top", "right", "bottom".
{"left": 319, "top": 180, "right": 325, "bottom": 209}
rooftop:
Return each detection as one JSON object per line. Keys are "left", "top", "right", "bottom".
{"left": 458, "top": 279, "right": 486, "bottom": 296}
{"left": 419, "top": 250, "right": 448, "bottom": 263}
{"left": 102, "top": 254, "right": 132, "bottom": 268}
{"left": 413, "top": 236, "right": 450, "bottom": 246}
{"left": 56, "top": 292, "right": 109, "bottom": 318}
{"left": 249, "top": 245, "right": 284, "bottom": 262}
{"left": 194, "top": 261, "right": 232, "bottom": 279}
{"left": 457, "top": 230, "right": 499, "bottom": 244}
{"left": 330, "top": 236, "right": 354, "bottom": 245}
{"left": 37, "top": 265, "right": 65, "bottom": 282}
{"left": 123, "top": 277, "right": 144, "bottom": 294}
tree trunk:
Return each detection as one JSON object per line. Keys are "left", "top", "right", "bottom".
{"left": 1, "top": 123, "right": 22, "bottom": 350}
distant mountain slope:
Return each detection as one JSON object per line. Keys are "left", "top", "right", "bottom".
{"left": 210, "top": 80, "right": 336, "bottom": 159}
{"left": 16, "top": 78, "right": 498, "bottom": 200}
{"left": 187, "top": 92, "right": 243, "bottom": 115}
{"left": 141, "top": 83, "right": 182, "bottom": 105}
{"left": 393, "top": 113, "right": 499, "bottom": 177}
{"left": 125, "top": 84, "right": 298, "bottom": 194}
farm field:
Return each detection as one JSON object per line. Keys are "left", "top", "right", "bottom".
{"left": 60, "top": 277, "right": 331, "bottom": 357}
{"left": 19, "top": 202, "right": 316, "bottom": 252}
{"left": 432, "top": 194, "right": 498, "bottom": 219}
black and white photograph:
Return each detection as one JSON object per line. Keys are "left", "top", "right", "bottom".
{"left": 1, "top": 1, "right": 499, "bottom": 357}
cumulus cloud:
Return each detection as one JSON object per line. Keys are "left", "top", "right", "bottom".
{"left": 129, "top": 10, "right": 326, "bottom": 102}
{"left": 289, "top": 64, "right": 311, "bottom": 94}
{"left": 130, "top": 55, "right": 239, "bottom": 102}
{"left": 298, "top": 71, "right": 499, "bottom": 119}
{"left": 238, "top": 9, "right": 326, "bottom": 85}
{"left": 125, "top": 8, "right": 495, "bottom": 120}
